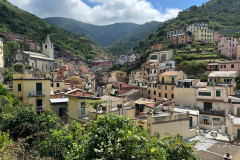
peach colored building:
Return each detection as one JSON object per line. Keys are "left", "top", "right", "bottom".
{"left": 170, "top": 33, "right": 191, "bottom": 46}
{"left": 218, "top": 37, "right": 239, "bottom": 59}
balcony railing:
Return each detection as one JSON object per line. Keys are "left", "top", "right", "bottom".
{"left": 28, "top": 91, "right": 46, "bottom": 97}
{"left": 199, "top": 109, "right": 225, "bottom": 116}
{"left": 36, "top": 105, "right": 47, "bottom": 112}
{"left": 207, "top": 82, "right": 232, "bottom": 86}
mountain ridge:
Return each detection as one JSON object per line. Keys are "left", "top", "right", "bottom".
{"left": 44, "top": 17, "right": 163, "bottom": 55}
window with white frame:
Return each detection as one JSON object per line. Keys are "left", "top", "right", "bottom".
{"left": 79, "top": 101, "right": 86, "bottom": 117}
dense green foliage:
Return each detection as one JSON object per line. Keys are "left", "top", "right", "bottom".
{"left": 39, "top": 114, "right": 199, "bottom": 160}
{"left": 44, "top": 17, "right": 162, "bottom": 55}
{"left": 0, "top": 0, "right": 105, "bottom": 60}
{"left": 0, "top": 87, "right": 199, "bottom": 159}
{"left": 0, "top": 83, "right": 20, "bottom": 110}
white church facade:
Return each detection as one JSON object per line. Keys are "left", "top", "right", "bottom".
{"left": 8, "top": 35, "right": 56, "bottom": 72}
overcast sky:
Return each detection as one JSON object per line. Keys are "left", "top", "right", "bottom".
{"left": 8, "top": 0, "right": 209, "bottom": 25}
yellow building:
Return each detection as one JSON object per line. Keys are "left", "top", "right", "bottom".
{"left": 110, "top": 71, "right": 127, "bottom": 82}
{"left": 208, "top": 71, "right": 237, "bottom": 95}
{"left": 51, "top": 80, "right": 67, "bottom": 94}
{"left": 157, "top": 71, "right": 187, "bottom": 100}
{"left": 12, "top": 74, "right": 51, "bottom": 112}
{"left": 194, "top": 29, "right": 214, "bottom": 43}
{"left": 68, "top": 95, "right": 124, "bottom": 124}
{"left": 129, "top": 70, "right": 143, "bottom": 84}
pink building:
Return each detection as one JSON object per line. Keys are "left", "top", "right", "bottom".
{"left": 218, "top": 61, "right": 240, "bottom": 74}
{"left": 91, "top": 60, "right": 111, "bottom": 68}
{"left": 218, "top": 37, "right": 239, "bottom": 59}
{"left": 237, "top": 44, "right": 240, "bottom": 61}
{"left": 213, "top": 32, "right": 223, "bottom": 42}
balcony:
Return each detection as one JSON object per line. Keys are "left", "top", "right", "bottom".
{"left": 199, "top": 109, "right": 225, "bottom": 116}
{"left": 36, "top": 105, "right": 47, "bottom": 112}
{"left": 28, "top": 91, "right": 46, "bottom": 97}
{"left": 226, "top": 113, "right": 240, "bottom": 125}
{"left": 207, "top": 82, "right": 233, "bottom": 86}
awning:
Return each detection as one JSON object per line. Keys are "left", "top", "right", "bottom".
{"left": 203, "top": 116, "right": 209, "bottom": 119}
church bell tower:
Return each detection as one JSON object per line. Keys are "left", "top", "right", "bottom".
{"left": 42, "top": 35, "right": 54, "bottom": 60}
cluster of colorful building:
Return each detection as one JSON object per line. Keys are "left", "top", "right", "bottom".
{"left": 168, "top": 23, "right": 240, "bottom": 59}
{"left": 2, "top": 24, "right": 240, "bottom": 141}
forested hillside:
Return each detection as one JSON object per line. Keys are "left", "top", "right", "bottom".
{"left": 44, "top": 17, "right": 162, "bottom": 55}
{"left": 0, "top": 0, "right": 105, "bottom": 60}
{"left": 134, "top": 0, "right": 240, "bottom": 54}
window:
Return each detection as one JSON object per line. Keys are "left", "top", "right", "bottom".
{"left": 57, "top": 83, "right": 60, "bottom": 87}
{"left": 204, "top": 102, "right": 212, "bottom": 111}
{"left": 231, "top": 64, "right": 234, "bottom": 68}
{"left": 162, "top": 77, "right": 164, "bottom": 84}
{"left": 154, "top": 90, "right": 156, "bottom": 95}
{"left": 198, "top": 92, "right": 211, "bottom": 96}
{"left": 45, "top": 45, "right": 47, "bottom": 49}
{"left": 18, "top": 84, "right": 21, "bottom": 91}
{"left": 148, "top": 90, "right": 151, "bottom": 94}
{"left": 172, "top": 86, "right": 174, "bottom": 90}
{"left": 79, "top": 101, "right": 86, "bottom": 117}
{"left": 159, "top": 92, "right": 161, "bottom": 97}
{"left": 172, "top": 77, "right": 174, "bottom": 84}
{"left": 171, "top": 94, "right": 174, "bottom": 99}
{"left": 46, "top": 64, "right": 48, "bottom": 70}
{"left": 165, "top": 86, "right": 167, "bottom": 90}
{"left": 216, "top": 90, "right": 221, "bottom": 97}
{"left": 36, "top": 99, "right": 42, "bottom": 107}
{"left": 213, "top": 118, "right": 220, "bottom": 121}
{"left": 51, "top": 83, "right": 53, "bottom": 87}
{"left": 165, "top": 93, "right": 167, "bottom": 98}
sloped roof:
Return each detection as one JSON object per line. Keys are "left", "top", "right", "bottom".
{"left": 24, "top": 51, "right": 54, "bottom": 61}
{"left": 160, "top": 71, "right": 182, "bottom": 76}
{"left": 208, "top": 71, "right": 236, "bottom": 78}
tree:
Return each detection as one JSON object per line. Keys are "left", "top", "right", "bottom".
{"left": 87, "top": 100, "right": 106, "bottom": 113}
{"left": 38, "top": 121, "right": 83, "bottom": 160}
{"left": 236, "top": 74, "right": 240, "bottom": 89}
{"left": 66, "top": 114, "right": 199, "bottom": 160}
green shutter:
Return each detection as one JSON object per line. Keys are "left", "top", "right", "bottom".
{"left": 165, "top": 93, "right": 167, "bottom": 98}
{"left": 216, "top": 90, "right": 221, "bottom": 97}
{"left": 18, "top": 84, "right": 21, "bottom": 91}
{"left": 199, "top": 92, "right": 211, "bottom": 96}
{"left": 159, "top": 92, "right": 161, "bottom": 97}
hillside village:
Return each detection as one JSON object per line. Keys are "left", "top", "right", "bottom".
{"left": 2, "top": 0, "right": 240, "bottom": 159}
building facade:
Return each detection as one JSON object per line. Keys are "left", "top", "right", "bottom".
{"left": 170, "top": 33, "right": 191, "bottom": 46}
{"left": 187, "top": 23, "right": 208, "bottom": 36}
{"left": 12, "top": 74, "right": 51, "bottom": 113}
{"left": 194, "top": 29, "right": 214, "bottom": 43}
{"left": 218, "top": 37, "right": 239, "bottom": 59}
